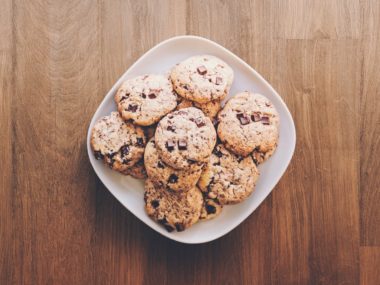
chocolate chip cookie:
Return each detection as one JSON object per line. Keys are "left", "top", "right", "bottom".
{"left": 122, "top": 158, "right": 147, "bottom": 179}
{"left": 170, "top": 55, "right": 234, "bottom": 103}
{"left": 144, "top": 139, "right": 203, "bottom": 192}
{"left": 198, "top": 144, "right": 260, "bottom": 205}
{"left": 90, "top": 112, "right": 146, "bottom": 173}
{"left": 176, "top": 97, "right": 221, "bottom": 122}
{"left": 115, "top": 74, "right": 178, "bottom": 126}
{"left": 155, "top": 107, "right": 217, "bottom": 169}
{"left": 144, "top": 179, "right": 203, "bottom": 232}
{"left": 217, "top": 92, "right": 279, "bottom": 160}
{"left": 200, "top": 195, "right": 222, "bottom": 220}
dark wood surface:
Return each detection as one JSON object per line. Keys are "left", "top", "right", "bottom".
{"left": 1, "top": 1, "right": 379, "bottom": 284}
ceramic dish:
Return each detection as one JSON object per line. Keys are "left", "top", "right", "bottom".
{"left": 87, "top": 35, "right": 296, "bottom": 244}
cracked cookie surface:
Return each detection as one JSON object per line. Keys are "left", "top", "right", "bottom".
{"left": 155, "top": 107, "right": 216, "bottom": 169}
{"left": 144, "top": 179, "right": 203, "bottom": 232}
{"left": 198, "top": 144, "right": 259, "bottom": 205}
{"left": 90, "top": 112, "right": 146, "bottom": 173}
{"left": 115, "top": 74, "right": 177, "bottom": 126}
{"left": 144, "top": 139, "right": 203, "bottom": 192}
{"left": 121, "top": 158, "right": 147, "bottom": 179}
{"left": 170, "top": 55, "right": 233, "bottom": 103}
{"left": 217, "top": 92, "right": 279, "bottom": 160}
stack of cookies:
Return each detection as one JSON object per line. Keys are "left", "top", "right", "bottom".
{"left": 90, "top": 55, "right": 279, "bottom": 232}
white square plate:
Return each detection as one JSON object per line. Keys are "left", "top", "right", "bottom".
{"left": 87, "top": 35, "right": 296, "bottom": 244}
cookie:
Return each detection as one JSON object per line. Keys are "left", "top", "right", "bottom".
{"left": 122, "top": 158, "right": 147, "bottom": 179}
{"left": 200, "top": 195, "right": 222, "bottom": 220}
{"left": 170, "top": 55, "right": 234, "bottom": 103}
{"left": 176, "top": 97, "right": 221, "bottom": 122}
{"left": 198, "top": 144, "right": 260, "bottom": 205}
{"left": 155, "top": 107, "right": 217, "bottom": 169}
{"left": 90, "top": 112, "right": 146, "bottom": 172}
{"left": 144, "top": 139, "right": 203, "bottom": 192}
{"left": 115, "top": 74, "right": 178, "bottom": 126}
{"left": 144, "top": 179, "right": 203, "bottom": 232}
{"left": 217, "top": 92, "right": 279, "bottom": 159}
{"left": 251, "top": 147, "right": 277, "bottom": 165}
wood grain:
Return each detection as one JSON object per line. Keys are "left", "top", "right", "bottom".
{"left": 0, "top": 0, "right": 13, "bottom": 283}
{"left": 360, "top": 0, "right": 380, "bottom": 247}
{"left": 273, "top": 0, "right": 361, "bottom": 39}
{"left": 1, "top": 0, "right": 379, "bottom": 284}
{"left": 360, "top": 247, "right": 380, "bottom": 285}
{"left": 9, "top": 1, "right": 100, "bottom": 284}
{"left": 271, "top": 39, "right": 361, "bottom": 284}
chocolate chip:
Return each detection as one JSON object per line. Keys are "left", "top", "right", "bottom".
{"left": 148, "top": 93, "right": 156, "bottom": 99}
{"left": 94, "top": 151, "right": 104, "bottom": 160}
{"left": 197, "top": 65, "right": 207, "bottom": 75}
{"left": 194, "top": 117, "right": 205, "bottom": 127}
{"left": 127, "top": 104, "right": 138, "bottom": 112}
{"left": 206, "top": 204, "right": 217, "bottom": 214}
{"left": 120, "top": 145, "right": 129, "bottom": 156}
{"left": 165, "top": 140, "right": 175, "bottom": 152}
{"left": 265, "top": 102, "right": 271, "bottom": 107}
{"left": 158, "top": 218, "right": 174, "bottom": 232}
{"left": 168, "top": 174, "right": 178, "bottom": 184}
{"left": 177, "top": 110, "right": 187, "bottom": 115}
{"left": 237, "top": 113, "right": 250, "bottom": 125}
{"left": 183, "top": 84, "right": 189, "bottom": 90}
{"left": 119, "top": 96, "right": 127, "bottom": 102}
{"left": 136, "top": 138, "right": 144, "bottom": 147}
{"left": 251, "top": 112, "right": 261, "bottom": 122}
{"left": 168, "top": 115, "right": 174, "bottom": 119}
{"left": 141, "top": 93, "right": 146, "bottom": 99}
{"left": 108, "top": 152, "right": 117, "bottom": 159}
{"left": 151, "top": 200, "right": 159, "bottom": 208}
{"left": 122, "top": 159, "right": 130, "bottom": 165}
{"left": 187, "top": 159, "right": 197, "bottom": 164}
{"left": 157, "top": 161, "right": 165, "bottom": 169}
{"left": 175, "top": 223, "right": 185, "bottom": 232}
{"left": 178, "top": 139, "right": 187, "bottom": 150}
{"left": 167, "top": 125, "right": 176, "bottom": 132}
{"left": 158, "top": 218, "right": 167, "bottom": 224}
{"left": 215, "top": 77, "right": 223, "bottom": 85}
{"left": 261, "top": 116, "right": 270, "bottom": 125}
{"left": 164, "top": 224, "right": 174, "bottom": 232}
{"left": 252, "top": 150, "right": 264, "bottom": 165}
{"left": 106, "top": 152, "right": 117, "bottom": 166}
{"left": 213, "top": 148, "right": 223, "bottom": 158}
{"left": 237, "top": 156, "right": 244, "bottom": 162}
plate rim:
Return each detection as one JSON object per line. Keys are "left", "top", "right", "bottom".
{"left": 87, "top": 35, "right": 296, "bottom": 244}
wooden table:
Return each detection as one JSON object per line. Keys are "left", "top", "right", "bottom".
{"left": 1, "top": 1, "right": 379, "bottom": 284}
